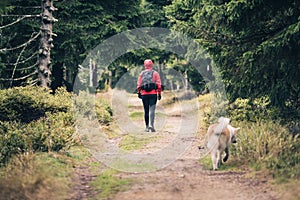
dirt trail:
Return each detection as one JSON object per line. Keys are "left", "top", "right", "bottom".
{"left": 71, "top": 92, "right": 280, "bottom": 200}
{"left": 113, "top": 139, "right": 278, "bottom": 200}
{"left": 112, "top": 94, "right": 279, "bottom": 200}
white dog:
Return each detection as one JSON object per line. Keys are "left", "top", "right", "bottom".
{"left": 206, "top": 117, "right": 240, "bottom": 170}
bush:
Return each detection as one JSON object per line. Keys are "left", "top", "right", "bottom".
{"left": 227, "top": 96, "right": 279, "bottom": 122}
{"left": 0, "top": 86, "right": 72, "bottom": 123}
{"left": 0, "top": 122, "right": 27, "bottom": 164}
{"left": 0, "top": 86, "right": 76, "bottom": 164}
{"left": 230, "top": 121, "right": 300, "bottom": 179}
{"left": 96, "top": 98, "right": 113, "bottom": 125}
{"left": 0, "top": 112, "right": 76, "bottom": 164}
{"left": 74, "top": 91, "right": 113, "bottom": 125}
{"left": 26, "top": 112, "right": 75, "bottom": 152}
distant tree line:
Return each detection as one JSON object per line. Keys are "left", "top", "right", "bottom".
{"left": 1, "top": 0, "right": 299, "bottom": 116}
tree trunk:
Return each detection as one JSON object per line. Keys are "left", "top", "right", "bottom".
{"left": 157, "top": 62, "right": 164, "bottom": 91}
{"left": 38, "top": 0, "right": 57, "bottom": 87}
{"left": 89, "top": 59, "right": 98, "bottom": 88}
{"left": 184, "top": 69, "right": 188, "bottom": 91}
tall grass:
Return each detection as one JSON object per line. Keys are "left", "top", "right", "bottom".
{"left": 230, "top": 121, "right": 300, "bottom": 179}
{"left": 0, "top": 152, "right": 71, "bottom": 200}
{"left": 199, "top": 94, "right": 300, "bottom": 180}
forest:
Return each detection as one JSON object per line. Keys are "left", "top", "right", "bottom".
{"left": 0, "top": 0, "right": 299, "bottom": 199}
{"left": 1, "top": 0, "right": 299, "bottom": 112}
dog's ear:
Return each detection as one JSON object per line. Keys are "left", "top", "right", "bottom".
{"left": 234, "top": 127, "right": 241, "bottom": 132}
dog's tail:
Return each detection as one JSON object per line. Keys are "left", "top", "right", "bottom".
{"left": 206, "top": 117, "right": 230, "bottom": 152}
{"left": 215, "top": 117, "right": 230, "bottom": 135}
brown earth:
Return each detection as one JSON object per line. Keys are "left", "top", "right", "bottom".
{"left": 111, "top": 136, "right": 279, "bottom": 200}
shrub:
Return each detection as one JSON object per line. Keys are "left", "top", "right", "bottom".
{"left": 26, "top": 112, "right": 75, "bottom": 152}
{"left": 0, "top": 112, "right": 76, "bottom": 164}
{"left": 226, "top": 96, "right": 280, "bottom": 122}
{"left": 0, "top": 86, "right": 72, "bottom": 123}
{"left": 0, "top": 121, "right": 27, "bottom": 164}
{"left": 74, "top": 91, "right": 113, "bottom": 125}
{"left": 201, "top": 92, "right": 228, "bottom": 126}
{"left": 95, "top": 98, "right": 113, "bottom": 125}
{"left": 0, "top": 86, "right": 76, "bottom": 164}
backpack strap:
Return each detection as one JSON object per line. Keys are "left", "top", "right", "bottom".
{"left": 150, "top": 70, "right": 154, "bottom": 80}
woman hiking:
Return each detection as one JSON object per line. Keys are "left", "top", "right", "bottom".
{"left": 137, "top": 59, "right": 162, "bottom": 132}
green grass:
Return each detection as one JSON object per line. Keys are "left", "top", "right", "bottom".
{"left": 64, "top": 145, "right": 91, "bottom": 163}
{"left": 199, "top": 154, "right": 242, "bottom": 171}
{"left": 119, "top": 134, "right": 160, "bottom": 151}
{"left": 129, "top": 111, "right": 144, "bottom": 119}
{"left": 90, "top": 169, "right": 132, "bottom": 200}
{"left": 129, "top": 111, "right": 165, "bottom": 120}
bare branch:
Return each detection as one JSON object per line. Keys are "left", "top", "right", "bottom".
{"left": 0, "top": 31, "right": 40, "bottom": 52}
{"left": 10, "top": 39, "right": 29, "bottom": 86}
{"left": 4, "top": 62, "right": 38, "bottom": 71}
{"left": 15, "top": 62, "right": 38, "bottom": 71}
{"left": 3, "top": 52, "right": 38, "bottom": 65}
{"left": 14, "top": 6, "right": 41, "bottom": 9}
{"left": 28, "top": 79, "right": 38, "bottom": 86}
{"left": 0, "top": 70, "right": 38, "bottom": 81}
{"left": 0, "top": 16, "right": 26, "bottom": 29}
{"left": 0, "top": 14, "right": 40, "bottom": 18}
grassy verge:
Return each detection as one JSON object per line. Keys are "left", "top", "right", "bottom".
{"left": 230, "top": 121, "right": 300, "bottom": 180}
{"left": 0, "top": 145, "right": 134, "bottom": 200}
{"left": 198, "top": 93, "right": 300, "bottom": 199}
{"left": 0, "top": 145, "right": 90, "bottom": 200}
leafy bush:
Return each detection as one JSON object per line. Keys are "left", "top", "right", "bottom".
{"left": 200, "top": 92, "right": 228, "bottom": 126}
{"left": 0, "top": 122, "right": 27, "bottom": 164}
{"left": 74, "top": 91, "right": 113, "bottom": 125}
{"left": 0, "top": 86, "right": 76, "bottom": 164}
{"left": 230, "top": 121, "right": 300, "bottom": 179}
{"left": 26, "top": 112, "right": 75, "bottom": 152}
{"left": 0, "top": 86, "right": 113, "bottom": 164}
{"left": 95, "top": 98, "right": 113, "bottom": 125}
{"left": 227, "top": 96, "right": 280, "bottom": 122}
{"left": 0, "top": 86, "right": 72, "bottom": 123}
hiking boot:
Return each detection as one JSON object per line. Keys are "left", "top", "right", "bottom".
{"left": 148, "top": 127, "right": 156, "bottom": 132}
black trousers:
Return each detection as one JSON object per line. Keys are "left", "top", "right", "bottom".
{"left": 141, "top": 94, "right": 157, "bottom": 128}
